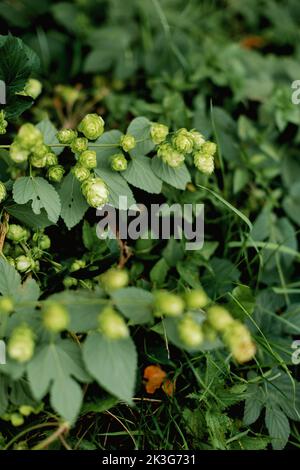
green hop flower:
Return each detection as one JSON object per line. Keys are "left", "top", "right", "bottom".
{"left": 99, "top": 268, "right": 129, "bottom": 291}
{"left": 42, "top": 302, "right": 70, "bottom": 333}
{"left": 120, "top": 134, "right": 136, "bottom": 152}
{"left": 15, "top": 255, "right": 34, "bottom": 272}
{"left": 8, "top": 324, "right": 35, "bottom": 363}
{"left": 0, "top": 110, "right": 8, "bottom": 135}
{"left": 207, "top": 305, "right": 234, "bottom": 332}
{"left": 223, "top": 321, "right": 256, "bottom": 364}
{"left": 78, "top": 150, "right": 97, "bottom": 169}
{"left": 33, "top": 233, "right": 51, "bottom": 250}
{"left": 7, "top": 224, "right": 28, "bottom": 244}
{"left": 10, "top": 413, "right": 25, "bottom": 427}
{"left": 200, "top": 141, "right": 217, "bottom": 156}
{"left": 184, "top": 289, "right": 209, "bottom": 310}
{"left": 154, "top": 291, "right": 184, "bottom": 317}
{"left": 32, "top": 143, "right": 49, "bottom": 158}
{"left": 57, "top": 128, "right": 78, "bottom": 144}
{"left": 178, "top": 315, "right": 204, "bottom": 347}
{"left": 45, "top": 152, "right": 58, "bottom": 166}
{"left": 150, "top": 123, "right": 169, "bottom": 144}
{"left": 63, "top": 276, "right": 78, "bottom": 288}
{"left": 111, "top": 153, "right": 127, "bottom": 172}
{"left": 72, "top": 164, "right": 90, "bottom": 182}
{"left": 172, "top": 128, "right": 194, "bottom": 154}
{"left": 47, "top": 164, "right": 65, "bottom": 182}
{"left": 98, "top": 306, "right": 129, "bottom": 340}
{"left": 9, "top": 142, "right": 29, "bottom": 163}
{"left": 70, "top": 259, "right": 86, "bottom": 272}
{"left": 56, "top": 85, "right": 81, "bottom": 105}
{"left": 194, "top": 152, "right": 214, "bottom": 174}
{"left": 78, "top": 113, "right": 104, "bottom": 140}
{"left": 0, "top": 182, "right": 7, "bottom": 203}
{"left": 23, "top": 78, "right": 42, "bottom": 99}
{"left": 71, "top": 137, "right": 88, "bottom": 154}
{"left": 17, "top": 123, "right": 43, "bottom": 150}
{"left": 0, "top": 296, "right": 14, "bottom": 314}
{"left": 190, "top": 130, "right": 205, "bottom": 149}
{"left": 157, "top": 143, "right": 185, "bottom": 168}
{"left": 19, "top": 405, "right": 34, "bottom": 417}
{"left": 81, "top": 177, "right": 109, "bottom": 208}
{"left": 30, "top": 153, "right": 47, "bottom": 168}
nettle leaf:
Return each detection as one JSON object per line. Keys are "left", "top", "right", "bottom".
{"left": 59, "top": 172, "right": 88, "bottom": 230}
{"left": 5, "top": 201, "right": 53, "bottom": 229}
{"left": 112, "top": 287, "right": 154, "bottom": 324}
{"left": 94, "top": 168, "right": 135, "bottom": 209}
{"left": 83, "top": 332, "right": 137, "bottom": 403}
{"left": 265, "top": 406, "right": 290, "bottom": 450}
{"left": 123, "top": 156, "right": 162, "bottom": 194}
{"left": 0, "top": 258, "right": 21, "bottom": 298}
{"left": 37, "top": 119, "right": 63, "bottom": 155}
{"left": 13, "top": 176, "right": 61, "bottom": 224}
{"left": 127, "top": 116, "right": 154, "bottom": 158}
{"left": 27, "top": 340, "right": 89, "bottom": 424}
{"left": 95, "top": 130, "right": 123, "bottom": 169}
{"left": 152, "top": 156, "right": 191, "bottom": 190}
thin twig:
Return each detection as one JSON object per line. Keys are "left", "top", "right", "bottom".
{"left": 31, "top": 422, "right": 70, "bottom": 450}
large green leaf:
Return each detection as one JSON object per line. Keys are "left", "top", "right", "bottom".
{"left": 37, "top": 119, "right": 63, "bottom": 155}
{"left": 265, "top": 405, "right": 290, "bottom": 450}
{"left": 59, "top": 172, "right": 88, "bottom": 230}
{"left": 123, "top": 156, "right": 162, "bottom": 194}
{"left": 127, "top": 116, "right": 154, "bottom": 158}
{"left": 0, "top": 258, "right": 21, "bottom": 298}
{"left": 112, "top": 287, "right": 154, "bottom": 324}
{"left": 152, "top": 156, "right": 191, "bottom": 190}
{"left": 95, "top": 168, "right": 135, "bottom": 209}
{"left": 5, "top": 201, "right": 53, "bottom": 229}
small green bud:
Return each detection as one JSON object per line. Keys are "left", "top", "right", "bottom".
{"left": 42, "top": 303, "right": 70, "bottom": 333}
{"left": 194, "top": 152, "right": 214, "bottom": 174}
{"left": 0, "top": 296, "right": 14, "bottom": 314}
{"left": 70, "top": 259, "right": 86, "bottom": 272}
{"left": 47, "top": 164, "right": 65, "bottom": 182}
{"left": 33, "top": 233, "right": 51, "bottom": 250}
{"left": 10, "top": 413, "right": 24, "bottom": 427}
{"left": 178, "top": 315, "right": 204, "bottom": 347}
{"left": 207, "top": 305, "right": 234, "bottom": 332}
{"left": 19, "top": 405, "right": 34, "bottom": 417}
{"left": 120, "top": 134, "right": 136, "bottom": 152}
{"left": 71, "top": 137, "right": 88, "bottom": 154}
{"left": 15, "top": 255, "right": 33, "bottom": 272}
{"left": 190, "top": 130, "right": 205, "bottom": 149}
{"left": 0, "top": 182, "right": 7, "bottom": 203}
{"left": 81, "top": 177, "right": 109, "bottom": 208}
{"left": 32, "top": 143, "right": 49, "bottom": 158}
{"left": 200, "top": 141, "right": 217, "bottom": 156}
{"left": 98, "top": 306, "right": 129, "bottom": 340}
{"left": 17, "top": 124, "right": 43, "bottom": 150}
{"left": 184, "top": 289, "right": 209, "bottom": 310}
{"left": 154, "top": 291, "right": 184, "bottom": 317}
{"left": 8, "top": 324, "right": 35, "bottom": 363}
{"left": 78, "top": 150, "right": 97, "bottom": 169}
{"left": 99, "top": 268, "right": 129, "bottom": 291}
{"left": 57, "top": 128, "right": 78, "bottom": 144}
{"left": 172, "top": 128, "right": 194, "bottom": 154}
{"left": 72, "top": 164, "right": 90, "bottom": 182}
{"left": 45, "top": 152, "right": 58, "bottom": 166}
{"left": 9, "top": 142, "right": 29, "bottom": 163}
{"left": 150, "top": 123, "right": 169, "bottom": 144}
{"left": 0, "top": 110, "right": 8, "bottom": 135}
{"left": 7, "top": 224, "right": 28, "bottom": 244}
{"left": 78, "top": 113, "right": 104, "bottom": 140}
{"left": 23, "top": 78, "right": 42, "bottom": 99}
{"left": 111, "top": 153, "right": 127, "bottom": 172}
{"left": 157, "top": 143, "right": 185, "bottom": 168}
{"left": 30, "top": 153, "right": 47, "bottom": 168}
{"left": 63, "top": 276, "right": 78, "bottom": 288}
{"left": 56, "top": 85, "right": 81, "bottom": 104}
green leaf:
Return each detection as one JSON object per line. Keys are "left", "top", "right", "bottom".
{"left": 5, "top": 201, "right": 53, "bottom": 229}
{"left": 13, "top": 176, "right": 61, "bottom": 224}
{"left": 152, "top": 156, "right": 191, "bottom": 190}
{"left": 150, "top": 258, "right": 169, "bottom": 286}
{"left": 0, "top": 258, "right": 21, "bottom": 298}
{"left": 94, "top": 168, "right": 135, "bottom": 209}
{"left": 228, "top": 285, "right": 255, "bottom": 320}
{"left": 123, "top": 156, "right": 162, "bottom": 194}
{"left": 27, "top": 341, "right": 88, "bottom": 423}
{"left": 127, "top": 116, "right": 154, "bottom": 158}
{"left": 59, "top": 172, "right": 88, "bottom": 230}
{"left": 265, "top": 406, "right": 290, "bottom": 450}
{"left": 83, "top": 332, "right": 137, "bottom": 403}
{"left": 112, "top": 287, "right": 154, "bottom": 324}
{"left": 95, "top": 130, "right": 123, "bottom": 169}
{"left": 176, "top": 261, "right": 201, "bottom": 289}
{"left": 243, "top": 384, "right": 264, "bottom": 426}
{"left": 37, "top": 119, "right": 63, "bottom": 155}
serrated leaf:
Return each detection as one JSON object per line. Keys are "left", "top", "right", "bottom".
{"left": 37, "top": 119, "right": 63, "bottom": 155}
{"left": 13, "top": 176, "right": 61, "bottom": 223}
{"left": 0, "top": 258, "right": 21, "bottom": 298}
{"left": 94, "top": 168, "right": 135, "bottom": 209}
{"left": 127, "top": 116, "right": 154, "bottom": 158}
{"left": 265, "top": 406, "right": 290, "bottom": 450}
{"left": 112, "top": 287, "right": 154, "bottom": 324}
{"left": 83, "top": 332, "right": 137, "bottom": 403}
{"left": 5, "top": 201, "right": 53, "bottom": 229}
{"left": 59, "top": 172, "right": 88, "bottom": 230}
{"left": 152, "top": 156, "right": 191, "bottom": 190}
{"left": 123, "top": 156, "right": 162, "bottom": 194}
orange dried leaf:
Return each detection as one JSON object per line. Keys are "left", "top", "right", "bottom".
{"left": 240, "top": 36, "right": 265, "bottom": 49}
{"left": 144, "top": 365, "right": 167, "bottom": 394}
{"left": 162, "top": 378, "right": 176, "bottom": 397}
